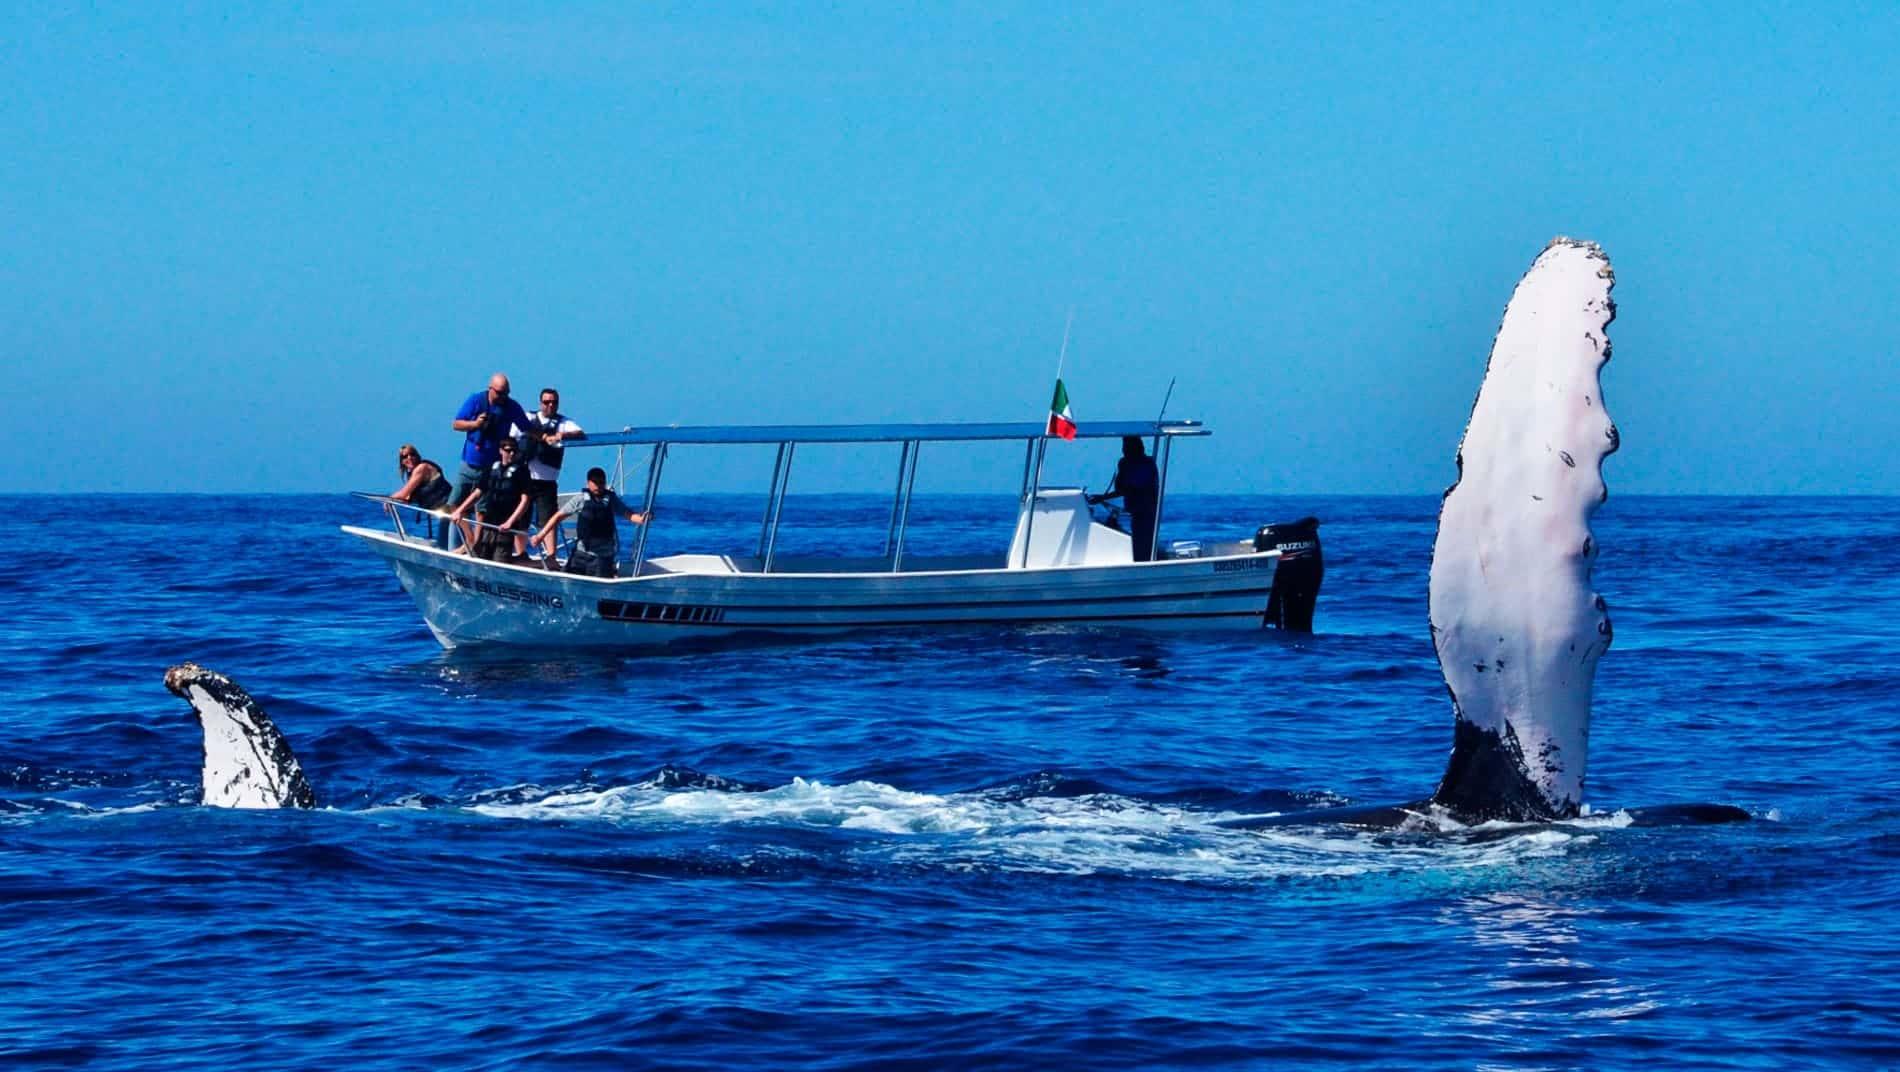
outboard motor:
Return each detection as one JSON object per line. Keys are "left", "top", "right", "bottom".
{"left": 1257, "top": 517, "right": 1322, "bottom": 632}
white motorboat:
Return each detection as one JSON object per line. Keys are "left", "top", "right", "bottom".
{"left": 344, "top": 420, "right": 1322, "bottom": 650}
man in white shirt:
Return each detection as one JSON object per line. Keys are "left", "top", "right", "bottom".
{"left": 516, "top": 386, "right": 585, "bottom": 539}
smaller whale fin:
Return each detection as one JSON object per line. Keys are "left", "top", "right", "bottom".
{"left": 164, "top": 663, "right": 315, "bottom": 809}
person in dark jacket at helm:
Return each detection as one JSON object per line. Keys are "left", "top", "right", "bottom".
{"left": 533, "top": 466, "right": 648, "bottom": 578}
{"left": 1088, "top": 436, "right": 1162, "bottom": 562}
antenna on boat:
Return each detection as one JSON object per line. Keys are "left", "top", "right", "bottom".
{"left": 1153, "top": 376, "right": 1176, "bottom": 455}
{"left": 1054, "top": 307, "right": 1075, "bottom": 383}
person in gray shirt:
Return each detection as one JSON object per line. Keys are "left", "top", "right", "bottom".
{"left": 532, "top": 466, "right": 647, "bottom": 577}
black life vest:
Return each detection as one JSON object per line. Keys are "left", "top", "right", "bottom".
{"left": 575, "top": 491, "right": 617, "bottom": 554}
{"left": 480, "top": 459, "right": 529, "bottom": 518}
{"left": 412, "top": 459, "right": 453, "bottom": 510}
{"left": 529, "top": 413, "right": 567, "bottom": 471}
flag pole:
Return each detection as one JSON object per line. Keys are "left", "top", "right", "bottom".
{"left": 1024, "top": 309, "right": 1073, "bottom": 567}
{"left": 1053, "top": 307, "right": 1075, "bottom": 384}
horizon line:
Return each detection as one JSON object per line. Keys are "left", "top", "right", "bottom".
{"left": 4, "top": 490, "right": 1895, "bottom": 499}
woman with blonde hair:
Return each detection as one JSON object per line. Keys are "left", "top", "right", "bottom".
{"left": 391, "top": 444, "right": 454, "bottom": 546}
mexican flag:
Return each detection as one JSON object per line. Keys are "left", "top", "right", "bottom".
{"left": 1046, "top": 378, "right": 1076, "bottom": 440}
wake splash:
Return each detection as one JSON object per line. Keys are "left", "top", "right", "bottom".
{"left": 6, "top": 762, "right": 1644, "bottom": 885}
{"left": 457, "top": 769, "right": 1608, "bottom": 883}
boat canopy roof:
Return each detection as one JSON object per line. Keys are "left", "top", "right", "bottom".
{"left": 574, "top": 419, "right": 1209, "bottom": 448}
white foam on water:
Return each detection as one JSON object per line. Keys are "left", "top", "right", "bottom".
{"left": 464, "top": 777, "right": 1594, "bottom": 882}
{"left": 0, "top": 799, "right": 169, "bottom": 826}
{"left": 68, "top": 801, "right": 164, "bottom": 820}
{"left": 468, "top": 776, "right": 1034, "bottom": 833}
{"left": 1564, "top": 809, "right": 1636, "bottom": 830}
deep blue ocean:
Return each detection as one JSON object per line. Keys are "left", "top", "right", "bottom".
{"left": 3, "top": 493, "right": 1897, "bottom": 1070}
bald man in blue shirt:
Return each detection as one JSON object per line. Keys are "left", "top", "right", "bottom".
{"left": 447, "top": 372, "right": 532, "bottom": 547}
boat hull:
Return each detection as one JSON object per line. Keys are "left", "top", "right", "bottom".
{"left": 343, "top": 527, "right": 1304, "bottom": 650}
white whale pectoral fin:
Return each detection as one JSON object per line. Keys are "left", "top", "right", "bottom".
{"left": 1428, "top": 238, "right": 1615, "bottom": 822}
{"left": 170, "top": 664, "right": 316, "bottom": 810}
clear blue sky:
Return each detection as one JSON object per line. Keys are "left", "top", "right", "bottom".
{"left": 5, "top": 3, "right": 1895, "bottom": 495}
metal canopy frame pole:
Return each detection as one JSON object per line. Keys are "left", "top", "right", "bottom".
{"left": 759, "top": 442, "right": 788, "bottom": 559}
{"left": 891, "top": 441, "right": 920, "bottom": 572}
{"left": 570, "top": 419, "right": 1207, "bottom": 449}
{"left": 1152, "top": 436, "right": 1174, "bottom": 560}
{"left": 883, "top": 441, "right": 912, "bottom": 556}
{"left": 763, "top": 442, "right": 796, "bottom": 574}
{"left": 631, "top": 442, "right": 667, "bottom": 576}
{"left": 1020, "top": 436, "right": 1049, "bottom": 568}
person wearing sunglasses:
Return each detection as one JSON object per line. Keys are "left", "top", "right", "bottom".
{"left": 390, "top": 444, "right": 455, "bottom": 547}
{"left": 515, "top": 386, "right": 585, "bottom": 538}
{"left": 448, "top": 373, "right": 532, "bottom": 548}
{"left": 449, "top": 437, "right": 534, "bottom": 562}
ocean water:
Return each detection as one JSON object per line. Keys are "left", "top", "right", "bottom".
{"left": 2, "top": 493, "right": 1896, "bottom": 1070}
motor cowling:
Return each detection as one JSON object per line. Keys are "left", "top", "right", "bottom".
{"left": 1258, "top": 516, "right": 1322, "bottom": 632}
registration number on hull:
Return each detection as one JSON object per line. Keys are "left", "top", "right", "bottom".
{"left": 1211, "top": 557, "right": 1275, "bottom": 574}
